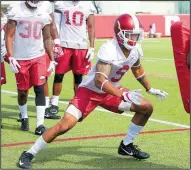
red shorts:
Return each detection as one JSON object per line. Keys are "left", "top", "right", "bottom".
{"left": 1, "top": 62, "right": 6, "bottom": 85}
{"left": 55, "top": 47, "right": 90, "bottom": 75}
{"left": 70, "top": 87, "right": 124, "bottom": 121}
{"left": 15, "top": 54, "right": 47, "bottom": 90}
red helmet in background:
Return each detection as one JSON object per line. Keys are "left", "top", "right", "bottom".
{"left": 114, "top": 13, "right": 144, "bottom": 50}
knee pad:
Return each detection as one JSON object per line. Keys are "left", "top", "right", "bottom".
{"left": 34, "top": 85, "right": 45, "bottom": 106}
{"left": 18, "top": 90, "right": 28, "bottom": 98}
{"left": 74, "top": 74, "right": 83, "bottom": 85}
{"left": 54, "top": 74, "right": 64, "bottom": 83}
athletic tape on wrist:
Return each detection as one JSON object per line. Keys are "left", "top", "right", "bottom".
{"left": 101, "top": 80, "right": 109, "bottom": 91}
{"left": 95, "top": 72, "right": 108, "bottom": 79}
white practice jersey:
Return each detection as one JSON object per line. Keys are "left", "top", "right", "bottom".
{"left": 80, "top": 39, "right": 143, "bottom": 93}
{"left": 1, "top": 15, "right": 7, "bottom": 61}
{"left": 6, "top": 2, "right": 51, "bottom": 60}
{"left": 40, "top": 1, "right": 54, "bottom": 15}
{"left": 54, "top": 1, "right": 96, "bottom": 49}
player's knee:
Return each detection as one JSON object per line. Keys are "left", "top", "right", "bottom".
{"left": 73, "top": 74, "right": 83, "bottom": 85}
{"left": 141, "top": 102, "right": 153, "bottom": 117}
{"left": 18, "top": 90, "right": 28, "bottom": 99}
{"left": 54, "top": 74, "right": 64, "bottom": 83}
{"left": 55, "top": 123, "right": 70, "bottom": 136}
{"left": 34, "top": 85, "right": 45, "bottom": 106}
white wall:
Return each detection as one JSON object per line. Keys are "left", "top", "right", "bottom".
{"left": 99, "top": 1, "right": 178, "bottom": 15}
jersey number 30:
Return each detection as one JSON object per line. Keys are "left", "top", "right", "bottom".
{"left": 19, "top": 21, "right": 43, "bottom": 40}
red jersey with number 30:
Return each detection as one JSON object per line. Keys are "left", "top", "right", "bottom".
{"left": 6, "top": 2, "right": 51, "bottom": 60}
{"left": 80, "top": 39, "right": 143, "bottom": 93}
{"left": 54, "top": 1, "right": 96, "bottom": 48}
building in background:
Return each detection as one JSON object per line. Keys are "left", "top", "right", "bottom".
{"left": 1, "top": 1, "right": 190, "bottom": 15}
{"left": 92, "top": 1, "right": 190, "bottom": 15}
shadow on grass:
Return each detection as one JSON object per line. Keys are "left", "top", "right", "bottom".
{"left": 32, "top": 145, "right": 182, "bottom": 169}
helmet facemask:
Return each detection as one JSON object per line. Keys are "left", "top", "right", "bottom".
{"left": 26, "top": 1, "right": 41, "bottom": 8}
{"left": 116, "top": 21, "right": 144, "bottom": 50}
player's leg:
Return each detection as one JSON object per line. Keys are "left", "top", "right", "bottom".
{"left": 72, "top": 49, "right": 90, "bottom": 93}
{"left": 30, "top": 55, "right": 48, "bottom": 135}
{"left": 44, "top": 77, "right": 61, "bottom": 119}
{"left": 48, "top": 48, "right": 72, "bottom": 114}
{"left": 99, "top": 89, "right": 153, "bottom": 159}
{"left": 44, "top": 78, "right": 50, "bottom": 109}
{"left": 15, "top": 60, "right": 31, "bottom": 131}
{"left": 17, "top": 89, "right": 29, "bottom": 131}
{"left": 73, "top": 73, "right": 83, "bottom": 94}
{"left": 18, "top": 87, "right": 99, "bottom": 169}
{"left": 18, "top": 112, "right": 78, "bottom": 169}
{"left": 117, "top": 97, "right": 153, "bottom": 159}
{"left": 44, "top": 53, "right": 51, "bottom": 110}
{"left": 1, "top": 61, "right": 6, "bottom": 128}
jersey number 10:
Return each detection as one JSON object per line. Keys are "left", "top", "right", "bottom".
{"left": 19, "top": 20, "right": 44, "bottom": 40}
{"left": 64, "top": 10, "right": 84, "bottom": 26}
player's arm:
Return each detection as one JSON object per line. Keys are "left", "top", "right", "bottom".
{"left": 131, "top": 59, "right": 151, "bottom": 91}
{"left": 5, "top": 19, "right": 16, "bottom": 58}
{"left": 42, "top": 24, "right": 54, "bottom": 61}
{"left": 54, "top": 9, "right": 62, "bottom": 35}
{"left": 49, "top": 12, "right": 59, "bottom": 40}
{"left": 87, "top": 14, "right": 95, "bottom": 48}
{"left": 95, "top": 60, "right": 123, "bottom": 97}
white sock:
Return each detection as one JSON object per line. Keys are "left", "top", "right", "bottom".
{"left": 19, "top": 104, "right": 28, "bottom": 119}
{"left": 36, "top": 106, "right": 45, "bottom": 127}
{"left": 51, "top": 95, "right": 59, "bottom": 106}
{"left": 27, "top": 136, "right": 47, "bottom": 156}
{"left": 45, "top": 96, "right": 50, "bottom": 109}
{"left": 123, "top": 122, "right": 143, "bottom": 145}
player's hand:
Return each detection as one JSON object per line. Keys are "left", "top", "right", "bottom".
{"left": 85, "top": 47, "right": 95, "bottom": 62}
{"left": 8, "top": 57, "right": 21, "bottom": 73}
{"left": 53, "top": 39, "right": 63, "bottom": 59}
{"left": 47, "top": 60, "right": 58, "bottom": 76}
{"left": 121, "top": 89, "right": 144, "bottom": 105}
{"left": 147, "top": 88, "right": 169, "bottom": 101}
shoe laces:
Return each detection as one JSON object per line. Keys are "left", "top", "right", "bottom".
{"left": 23, "top": 152, "right": 34, "bottom": 161}
{"left": 131, "top": 144, "right": 141, "bottom": 155}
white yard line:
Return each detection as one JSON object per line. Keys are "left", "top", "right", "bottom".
{"left": 2, "top": 90, "right": 190, "bottom": 128}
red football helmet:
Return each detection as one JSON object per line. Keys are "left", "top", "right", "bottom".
{"left": 26, "top": 1, "right": 41, "bottom": 8}
{"left": 114, "top": 13, "right": 144, "bottom": 50}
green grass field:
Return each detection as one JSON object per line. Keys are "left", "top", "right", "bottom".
{"left": 1, "top": 38, "right": 190, "bottom": 169}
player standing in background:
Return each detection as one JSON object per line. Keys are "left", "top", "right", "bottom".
{"left": 16, "top": 1, "right": 63, "bottom": 121}
{"left": 5, "top": 1, "right": 57, "bottom": 135}
{"left": 45, "top": 1, "right": 96, "bottom": 116}
{"left": 1, "top": 12, "right": 7, "bottom": 86}
{"left": 18, "top": 14, "right": 169, "bottom": 169}
{"left": 1, "top": 12, "right": 8, "bottom": 128}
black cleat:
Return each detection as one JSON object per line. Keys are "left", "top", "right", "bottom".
{"left": 18, "top": 151, "right": 34, "bottom": 169}
{"left": 48, "top": 105, "right": 59, "bottom": 114}
{"left": 118, "top": 141, "right": 150, "bottom": 160}
{"left": 35, "top": 125, "right": 46, "bottom": 135}
{"left": 17, "top": 113, "right": 22, "bottom": 122}
{"left": 44, "top": 111, "right": 61, "bottom": 119}
{"left": 21, "top": 118, "right": 29, "bottom": 131}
